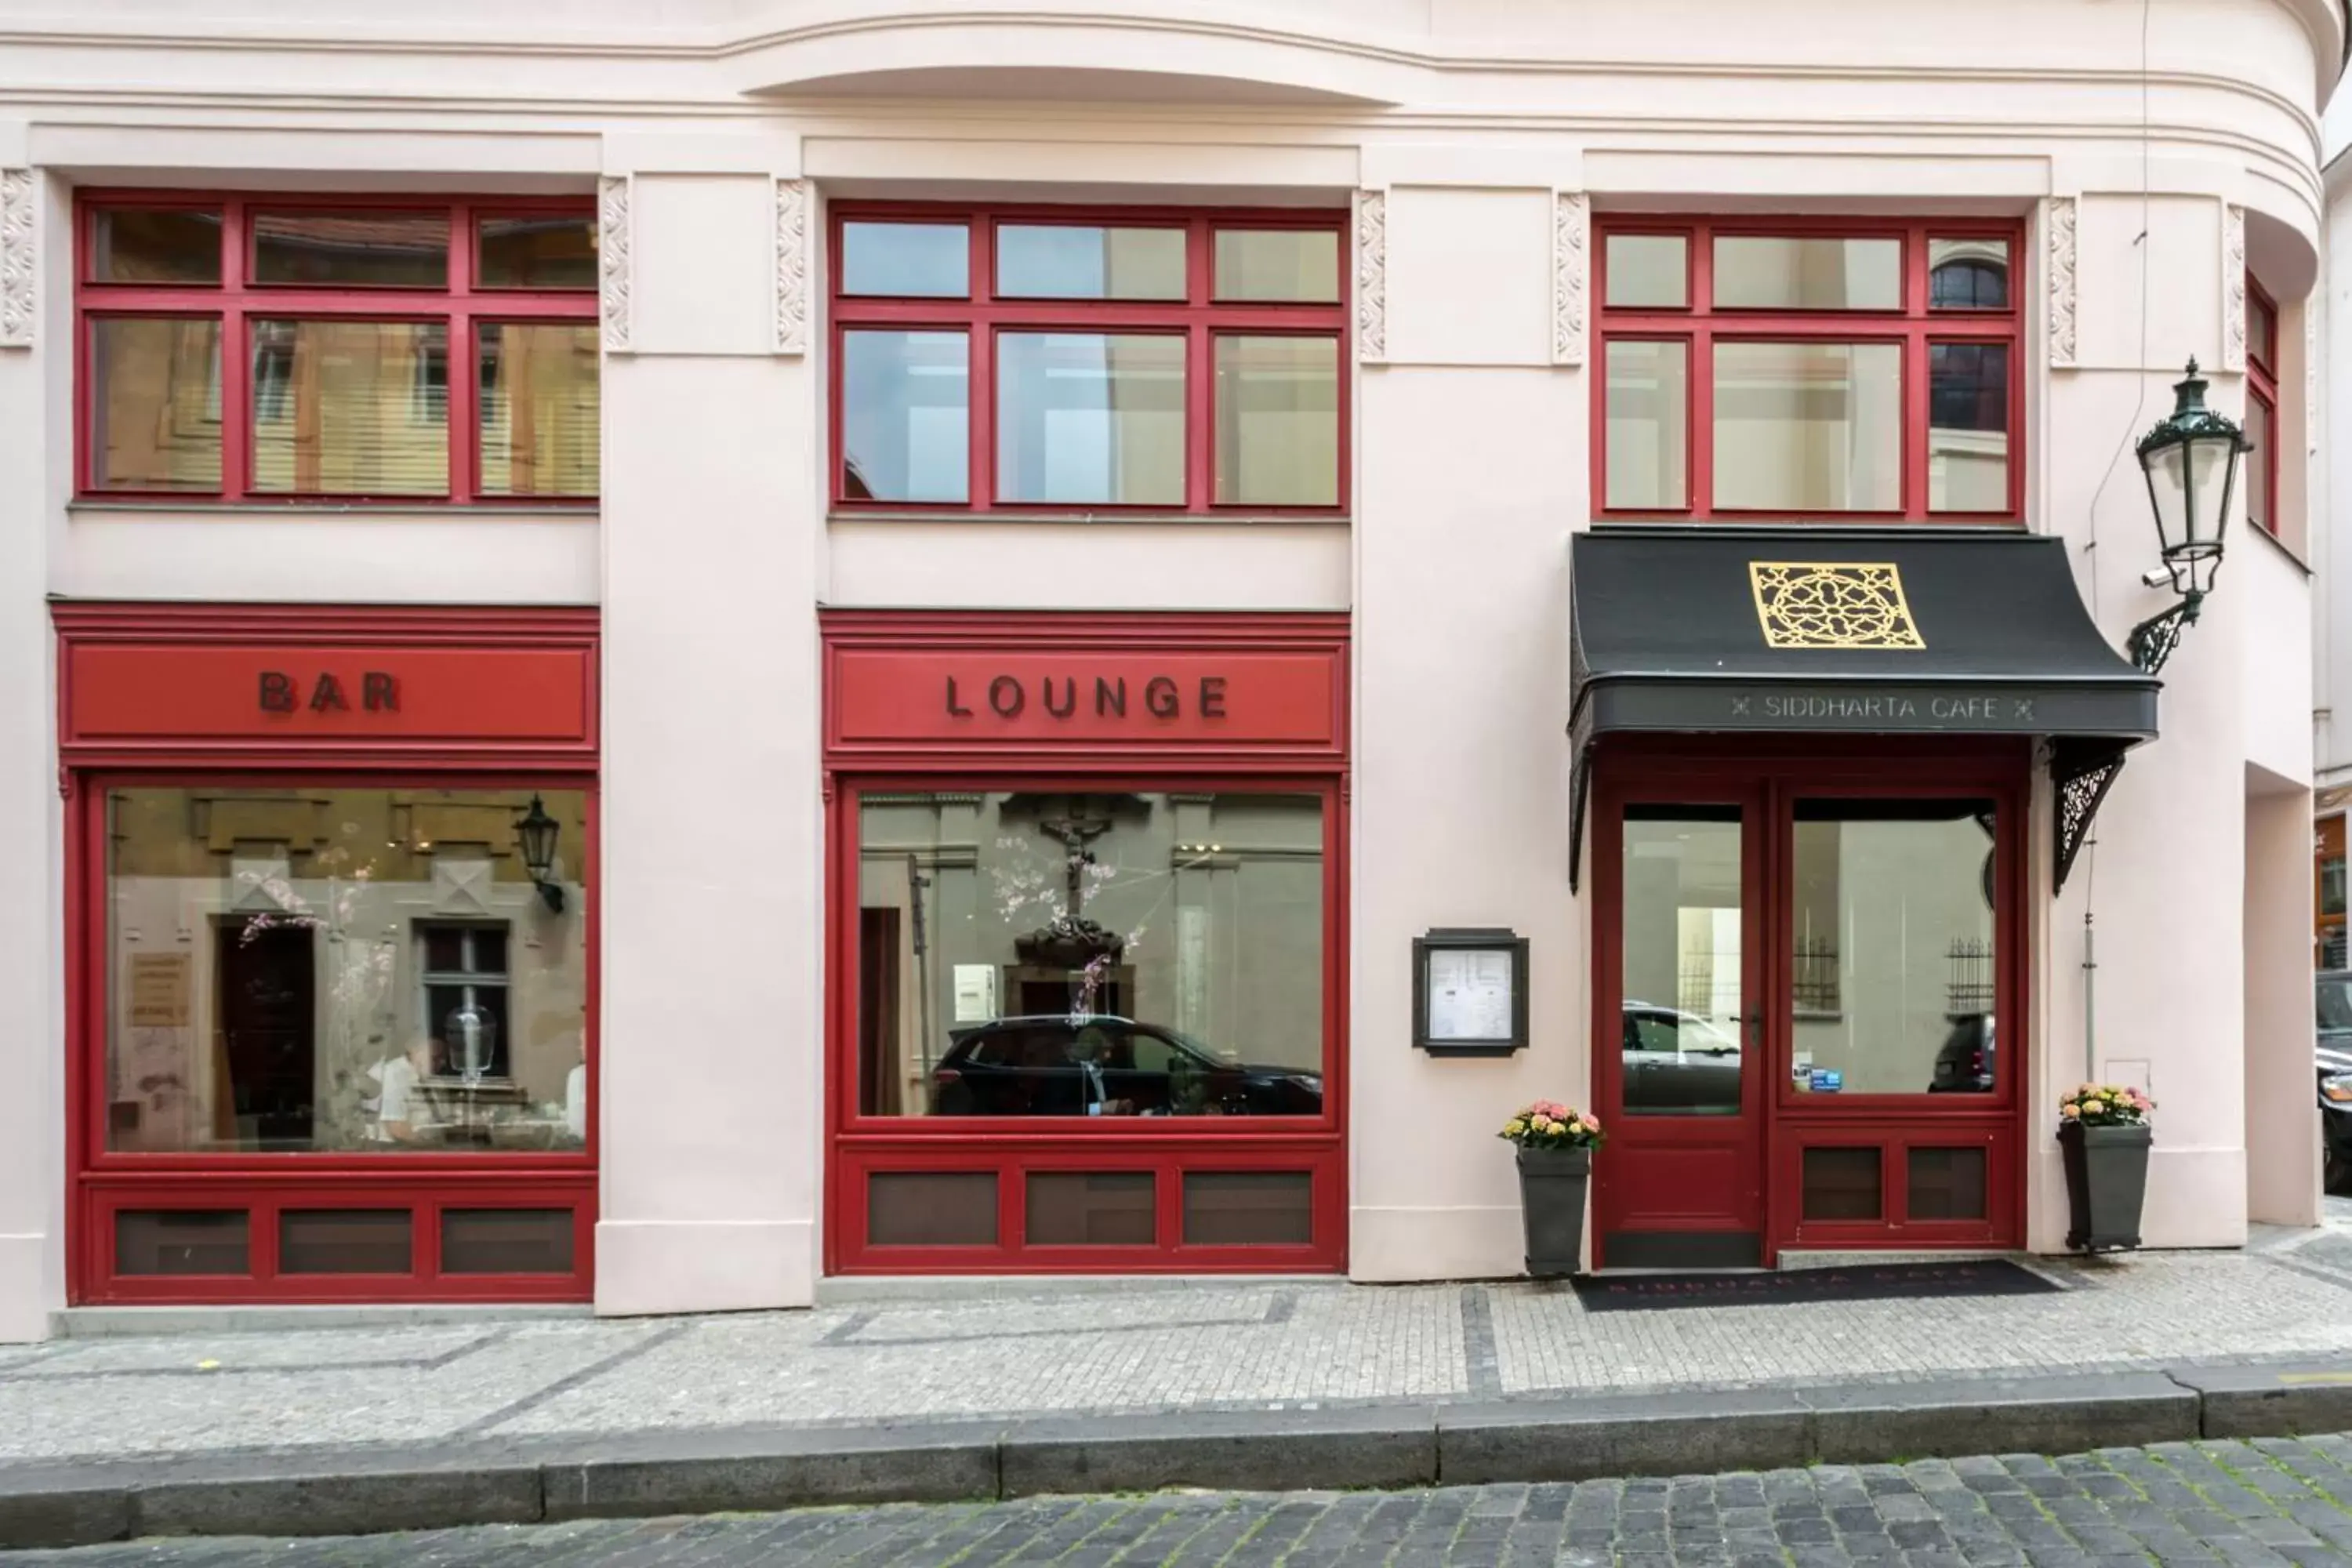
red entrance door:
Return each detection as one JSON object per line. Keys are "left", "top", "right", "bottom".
{"left": 1591, "top": 781, "right": 1769, "bottom": 1269}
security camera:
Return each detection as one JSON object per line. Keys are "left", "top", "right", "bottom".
{"left": 2140, "top": 566, "right": 2174, "bottom": 589}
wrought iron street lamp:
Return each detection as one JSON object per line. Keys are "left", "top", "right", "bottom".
{"left": 2129, "top": 358, "right": 2252, "bottom": 673}
{"left": 514, "top": 793, "right": 567, "bottom": 913}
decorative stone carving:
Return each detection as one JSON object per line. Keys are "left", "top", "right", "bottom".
{"left": 2223, "top": 204, "right": 2246, "bottom": 372}
{"left": 774, "top": 176, "right": 808, "bottom": 356}
{"left": 1355, "top": 190, "right": 1385, "bottom": 363}
{"left": 0, "top": 169, "right": 33, "bottom": 350}
{"left": 1552, "top": 191, "right": 1587, "bottom": 366}
{"left": 598, "top": 175, "right": 631, "bottom": 354}
{"left": 2045, "top": 197, "right": 2076, "bottom": 368}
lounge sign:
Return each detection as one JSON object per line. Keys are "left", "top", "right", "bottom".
{"left": 829, "top": 648, "right": 1344, "bottom": 750}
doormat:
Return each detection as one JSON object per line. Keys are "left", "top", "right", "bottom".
{"left": 1568, "top": 1258, "right": 2060, "bottom": 1312}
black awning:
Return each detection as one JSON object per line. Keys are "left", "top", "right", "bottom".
{"left": 1566, "top": 526, "right": 2160, "bottom": 893}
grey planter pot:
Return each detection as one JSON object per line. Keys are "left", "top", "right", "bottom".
{"left": 2060, "top": 1121, "right": 2151, "bottom": 1253}
{"left": 1515, "top": 1145, "right": 1591, "bottom": 1278}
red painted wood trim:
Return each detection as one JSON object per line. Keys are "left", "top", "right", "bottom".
{"left": 55, "top": 603, "right": 600, "bottom": 768}
{"left": 1592, "top": 215, "right": 2027, "bottom": 524}
{"left": 1588, "top": 738, "right": 2032, "bottom": 1265}
{"left": 828, "top": 203, "right": 1349, "bottom": 518}
{"left": 75, "top": 191, "right": 596, "bottom": 506}
{"left": 58, "top": 603, "right": 602, "bottom": 1305}
{"left": 821, "top": 609, "right": 1350, "bottom": 1274}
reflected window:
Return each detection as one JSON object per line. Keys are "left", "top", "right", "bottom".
{"left": 252, "top": 212, "right": 448, "bottom": 289}
{"left": 1929, "top": 341, "right": 2009, "bottom": 512}
{"left": 1929, "top": 239, "right": 2010, "bottom": 310}
{"left": 248, "top": 319, "right": 448, "bottom": 495}
{"left": 103, "top": 787, "right": 590, "bottom": 1155}
{"left": 1620, "top": 806, "right": 1743, "bottom": 1116}
{"left": 1791, "top": 799, "right": 1997, "bottom": 1095}
{"left": 855, "top": 790, "right": 1327, "bottom": 1118}
{"left": 477, "top": 322, "right": 598, "bottom": 498}
{"left": 92, "top": 318, "right": 223, "bottom": 492}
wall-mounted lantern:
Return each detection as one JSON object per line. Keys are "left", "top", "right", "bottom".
{"left": 2129, "top": 359, "right": 2252, "bottom": 673}
{"left": 514, "top": 794, "right": 566, "bottom": 913}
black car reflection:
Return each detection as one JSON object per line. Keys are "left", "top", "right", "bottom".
{"left": 929, "top": 1016, "right": 1323, "bottom": 1117}
{"left": 1621, "top": 1002, "right": 1742, "bottom": 1113}
{"left": 1929, "top": 1014, "right": 1995, "bottom": 1093}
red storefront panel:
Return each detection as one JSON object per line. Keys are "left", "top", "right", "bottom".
{"left": 823, "top": 611, "right": 1350, "bottom": 1275}
{"left": 57, "top": 604, "right": 600, "bottom": 1305}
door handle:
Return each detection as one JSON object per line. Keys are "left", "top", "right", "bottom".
{"left": 1742, "top": 1009, "right": 1763, "bottom": 1049}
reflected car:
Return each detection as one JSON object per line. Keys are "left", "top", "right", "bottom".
{"left": 1929, "top": 1014, "right": 1995, "bottom": 1093}
{"left": 2320, "top": 971, "right": 2352, "bottom": 1192}
{"left": 928, "top": 1015, "right": 1323, "bottom": 1117}
{"left": 1621, "top": 1002, "right": 1742, "bottom": 1113}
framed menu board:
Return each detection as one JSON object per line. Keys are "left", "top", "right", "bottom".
{"left": 1412, "top": 927, "right": 1530, "bottom": 1057}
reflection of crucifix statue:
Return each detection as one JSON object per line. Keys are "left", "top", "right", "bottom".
{"left": 1042, "top": 814, "right": 1109, "bottom": 924}
{"left": 1017, "top": 812, "right": 1125, "bottom": 969}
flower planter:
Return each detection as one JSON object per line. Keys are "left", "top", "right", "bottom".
{"left": 1516, "top": 1145, "right": 1591, "bottom": 1278}
{"left": 2060, "top": 1120, "right": 2151, "bottom": 1252}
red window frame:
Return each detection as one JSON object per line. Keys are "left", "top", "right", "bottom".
{"left": 1593, "top": 216, "right": 2026, "bottom": 522}
{"left": 827, "top": 203, "right": 1350, "bottom": 517}
{"left": 74, "top": 191, "right": 598, "bottom": 506}
{"left": 821, "top": 611, "right": 1350, "bottom": 1275}
{"left": 56, "top": 604, "right": 601, "bottom": 1305}
{"left": 2247, "top": 271, "right": 2280, "bottom": 537}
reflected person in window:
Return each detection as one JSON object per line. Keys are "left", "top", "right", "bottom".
{"left": 366, "top": 1034, "right": 443, "bottom": 1145}
{"left": 1070, "top": 1025, "right": 1134, "bottom": 1116}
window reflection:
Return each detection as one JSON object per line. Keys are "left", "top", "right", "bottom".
{"left": 857, "top": 791, "right": 1325, "bottom": 1118}
{"left": 1791, "top": 800, "right": 1996, "bottom": 1095}
{"left": 478, "top": 323, "right": 598, "bottom": 497}
{"left": 841, "top": 329, "right": 969, "bottom": 503}
{"left": 1712, "top": 341, "right": 1900, "bottom": 511}
{"left": 104, "top": 787, "right": 590, "bottom": 1154}
{"left": 249, "top": 319, "right": 449, "bottom": 495}
{"left": 93, "top": 318, "right": 223, "bottom": 492}
{"left": 996, "top": 333, "right": 1184, "bottom": 505}
{"left": 1621, "top": 807, "right": 1743, "bottom": 1116}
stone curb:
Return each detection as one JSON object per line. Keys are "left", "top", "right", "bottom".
{"left": 2, "top": 1360, "right": 2347, "bottom": 1550}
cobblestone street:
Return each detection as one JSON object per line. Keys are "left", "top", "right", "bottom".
{"left": 19, "top": 1438, "right": 2352, "bottom": 1565}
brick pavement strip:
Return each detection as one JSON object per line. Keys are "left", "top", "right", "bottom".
{"left": 20, "top": 1439, "right": 2352, "bottom": 1564}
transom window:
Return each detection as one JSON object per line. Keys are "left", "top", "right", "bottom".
{"left": 2245, "top": 270, "right": 2278, "bottom": 537}
{"left": 830, "top": 206, "right": 1348, "bottom": 514}
{"left": 78, "top": 194, "right": 600, "bottom": 503}
{"left": 1598, "top": 220, "right": 2023, "bottom": 521}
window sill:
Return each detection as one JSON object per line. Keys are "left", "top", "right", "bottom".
{"left": 829, "top": 509, "right": 1351, "bottom": 527}
{"left": 70, "top": 500, "right": 598, "bottom": 520}
{"left": 2247, "top": 519, "right": 2314, "bottom": 577}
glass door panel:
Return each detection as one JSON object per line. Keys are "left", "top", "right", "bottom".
{"left": 1595, "top": 793, "right": 1766, "bottom": 1269}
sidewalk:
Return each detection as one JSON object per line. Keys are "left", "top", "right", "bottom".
{"left": 14, "top": 1229, "right": 2352, "bottom": 1548}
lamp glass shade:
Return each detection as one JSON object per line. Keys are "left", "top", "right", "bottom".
{"left": 515, "top": 796, "right": 561, "bottom": 884}
{"left": 2135, "top": 361, "right": 2245, "bottom": 597}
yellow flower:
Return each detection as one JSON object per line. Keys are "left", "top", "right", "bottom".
{"left": 2082, "top": 1098, "right": 2105, "bottom": 1115}
{"left": 1504, "top": 1119, "right": 1527, "bottom": 1137}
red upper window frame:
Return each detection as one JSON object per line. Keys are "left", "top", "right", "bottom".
{"left": 2246, "top": 271, "right": 2280, "bottom": 538}
{"left": 827, "top": 202, "right": 1351, "bottom": 517}
{"left": 1593, "top": 216, "right": 2026, "bottom": 523}
{"left": 74, "top": 191, "right": 599, "bottom": 506}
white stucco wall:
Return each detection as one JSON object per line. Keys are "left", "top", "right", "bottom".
{"left": 0, "top": 0, "right": 2336, "bottom": 1334}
